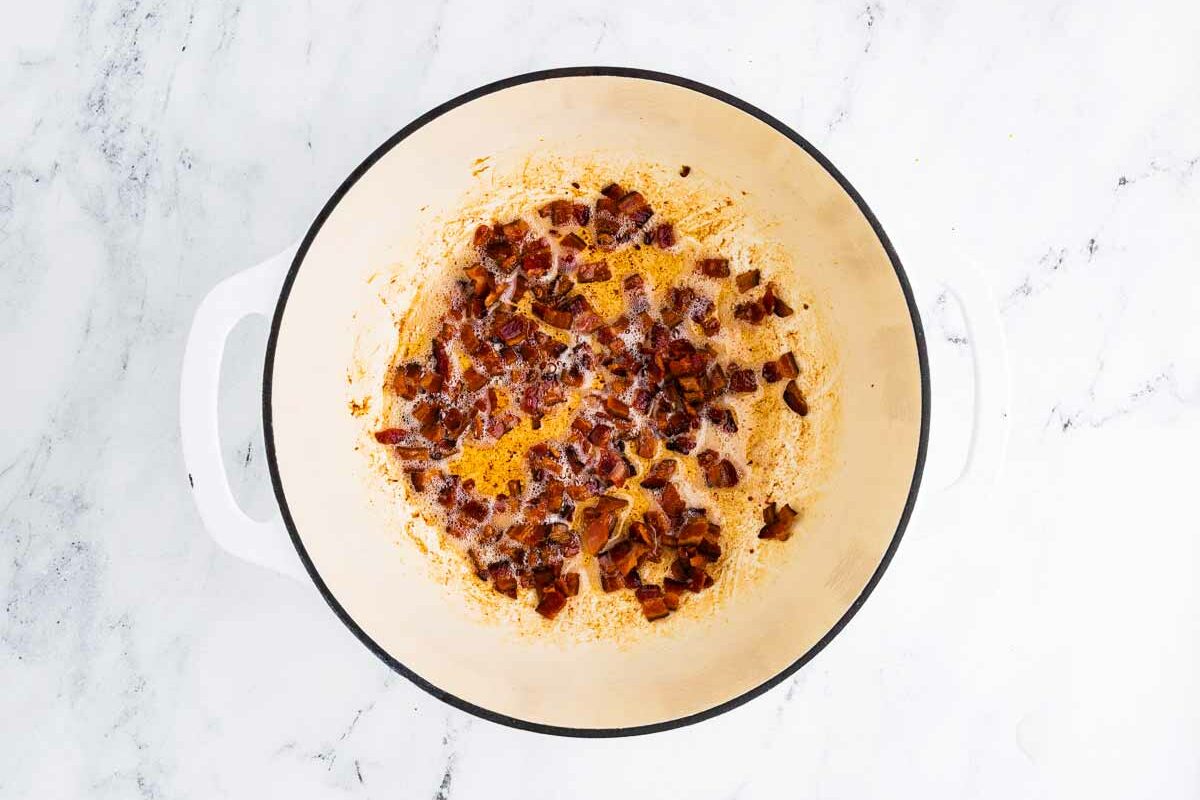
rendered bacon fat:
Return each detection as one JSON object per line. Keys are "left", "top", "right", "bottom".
{"left": 373, "top": 182, "right": 812, "bottom": 622}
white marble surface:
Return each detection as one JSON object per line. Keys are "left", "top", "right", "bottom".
{"left": 3, "top": 1, "right": 1198, "bottom": 797}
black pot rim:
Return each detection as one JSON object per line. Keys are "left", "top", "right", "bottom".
{"left": 262, "top": 66, "right": 930, "bottom": 738}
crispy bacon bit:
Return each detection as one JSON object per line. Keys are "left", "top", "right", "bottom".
{"left": 535, "top": 589, "right": 567, "bottom": 619}
{"left": 588, "top": 423, "right": 613, "bottom": 447}
{"left": 640, "top": 459, "right": 677, "bottom": 489}
{"left": 662, "top": 578, "right": 685, "bottom": 609}
{"left": 679, "top": 165, "right": 692, "bottom": 178}
{"left": 473, "top": 224, "right": 494, "bottom": 248}
{"left": 393, "top": 363, "right": 422, "bottom": 400}
{"left": 462, "top": 367, "right": 488, "bottom": 391}
{"left": 582, "top": 508, "right": 616, "bottom": 555}
{"left": 500, "top": 219, "right": 529, "bottom": 241}
{"left": 703, "top": 458, "right": 739, "bottom": 488}
{"left": 735, "top": 270, "right": 760, "bottom": 293}
{"left": 601, "top": 183, "right": 625, "bottom": 199}
{"left": 538, "top": 199, "right": 574, "bottom": 226}
{"left": 635, "top": 585, "right": 670, "bottom": 620}
{"left": 521, "top": 242, "right": 553, "bottom": 276}
{"left": 759, "top": 502, "right": 799, "bottom": 540}
{"left": 577, "top": 261, "right": 612, "bottom": 283}
{"left": 406, "top": 468, "right": 435, "bottom": 492}
{"left": 677, "top": 518, "right": 709, "bottom": 546}
{"left": 697, "top": 258, "right": 731, "bottom": 278}
{"left": 485, "top": 239, "right": 517, "bottom": 271}
{"left": 653, "top": 223, "right": 677, "bottom": 249}
{"left": 559, "top": 572, "right": 581, "bottom": 596}
{"left": 762, "top": 282, "right": 794, "bottom": 317}
{"left": 394, "top": 445, "right": 429, "bottom": 461}
{"left": 658, "top": 482, "right": 686, "bottom": 519}
{"left": 604, "top": 396, "right": 631, "bottom": 420}
{"left": 488, "top": 560, "right": 518, "bottom": 598}
{"left": 706, "top": 405, "right": 738, "bottom": 434}
{"left": 635, "top": 427, "right": 658, "bottom": 459}
{"left": 783, "top": 380, "right": 809, "bottom": 416}
{"left": 374, "top": 428, "right": 407, "bottom": 445}
{"left": 733, "top": 298, "right": 767, "bottom": 325}
{"left": 729, "top": 367, "right": 758, "bottom": 393}
{"left": 486, "top": 412, "right": 519, "bottom": 440}
{"left": 532, "top": 302, "right": 573, "bottom": 330}
{"left": 699, "top": 316, "right": 721, "bottom": 337}
{"left": 494, "top": 314, "right": 529, "bottom": 346}
{"left": 560, "top": 231, "right": 586, "bottom": 250}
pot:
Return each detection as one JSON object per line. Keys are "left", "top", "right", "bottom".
{"left": 181, "top": 68, "right": 1009, "bottom": 736}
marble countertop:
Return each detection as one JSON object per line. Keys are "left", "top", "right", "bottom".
{"left": 3, "top": 1, "right": 1198, "bottom": 797}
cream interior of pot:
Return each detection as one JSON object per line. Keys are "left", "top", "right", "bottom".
{"left": 269, "top": 75, "right": 924, "bottom": 730}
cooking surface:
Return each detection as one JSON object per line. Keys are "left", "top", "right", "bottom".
{"left": 3, "top": 2, "right": 1198, "bottom": 798}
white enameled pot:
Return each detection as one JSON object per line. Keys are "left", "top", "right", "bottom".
{"left": 180, "top": 68, "right": 1009, "bottom": 736}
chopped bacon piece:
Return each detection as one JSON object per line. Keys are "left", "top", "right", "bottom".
{"left": 735, "top": 270, "right": 760, "bottom": 293}
{"left": 535, "top": 589, "right": 567, "bottom": 619}
{"left": 462, "top": 367, "right": 488, "bottom": 391}
{"left": 418, "top": 372, "right": 443, "bottom": 394}
{"left": 570, "top": 202, "right": 590, "bottom": 226}
{"left": 505, "top": 522, "right": 539, "bottom": 546}
{"left": 406, "top": 468, "right": 435, "bottom": 492}
{"left": 658, "top": 482, "right": 686, "bottom": 519}
{"left": 763, "top": 282, "right": 794, "bottom": 317}
{"left": 703, "top": 458, "right": 739, "bottom": 488}
{"left": 666, "top": 435, "right": 697, "bottom": 454}
{"left": 393, "top": 363, "right": 422, "bottom": 400}
{"left": 604, "top": 396, "right": 631, "bottom": 420}
{"left": 539, "top": 199, "right": 575, "bottom": 226}
{"left": 588, "top": 423, "right": 613, "bottom": 447}
{"left": 699, "top": 316, "right": 721, "bottom": 337}
{"left": 733, "top": 299, "right": 767, "bottom": 325}
{"left": 473, "top": 224, "right": 494, "bottom": 248}
{"left": 582, "top": 509, "right": 616, "bottom": 555}
{"left": 662, "top": 578, "right": 686, "bottom": 610}
{"left": 485, "top": 412, "right": 519, "bottom": 440}
{"left": 464, "top": 264, "right": 492, "bottom": 298}
{"left": 500, "top": 219, "right": 529, "bottom": 241}
{"left": 531, "top": 302, "right": 573, "bottom": 330}
{"left": 635, "top": 585, "right": 670, "bottom": 620}
{"left": 697, "top": 258, "right": 730, "bottom": 278}
{"left": 412, "top": 401, "right": 438, "bottom": 426}
{"left": 729, "top": 367, "right": 758, "bottom": 393}
{"left": 759, "top": 502, "right": 799, "bottom": 540}
{"left": 595, "top": 495, "right": 629, "bottom": 514}
{"left": 494, "top": 314, "right": 529, "bottom": 345}
{"left": 374, "top": 428, "right": 407, "bottom": 445}
{"left": 654, "top": 223, "right": 676, "bottom": 248}
{"left": 706, "top": 405, "right": 738, "bottom": 434}
{"left": 487, "top": 560, "right": 518, "bottom": 598}
{"left": 394, "top": 445, "right": 430, "bottom": 461}
{"left": 577, "top": 261, "right": 612, "bottom": 283}
{"left": 640, "top": 459, "right": 677, "bottom": 489}
{"left": 549, "top": 573, "right": 577, "bottom": 598}
{"left": 599, "top": 572, "right": 624, "bottom": 592}
{"left": 521, "top": 243, "right": 553, "bottom": 276}
{"left": 442, "top": 408, "right": 469, "bottom": 438}
{"left": 635, "top": 427, "right": 658, "bottom": 459}
{"left": 560, "top": 231, "right": 586, "bottom": 250}
{"left": 616, "top": 191, "right": 653, "bottom": 228}
{"left": 485, "top": 239, "right": 517, "bottom": 272}
{"left": 595, "top": 449, "right": 631, "bottom": 486}
{"left": 601, "top": 183, "right": 625, "bottom": 199}
{"left": 783, "top": 380, "right": 808, "bottom": 416}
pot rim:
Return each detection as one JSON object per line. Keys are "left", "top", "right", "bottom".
{"left": 262, "top": 66, "right": 930, "bottom": 738}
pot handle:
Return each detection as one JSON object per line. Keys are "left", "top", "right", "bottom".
{"left": 180, "top": 244, "right": 307, "bottom": 581}
{"left": 917, "top": 255, "right": 1012, "bottom": 521}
